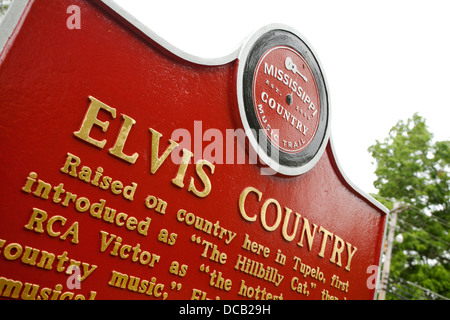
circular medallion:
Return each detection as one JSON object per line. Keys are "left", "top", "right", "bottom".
{"left": 253, "top": 45, "right": 321, "bottom": 154}
{"left": 237, "top": 25, "right": 330, "bottom": 175}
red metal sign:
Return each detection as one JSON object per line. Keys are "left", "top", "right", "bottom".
{"left": 0, "top": 0, "right": 387, "bottom": 300}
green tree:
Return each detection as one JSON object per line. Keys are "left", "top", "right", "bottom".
{"left": 369, "top": 113, "right": 450, "bottom": 300}
{"left": 0, "top": 0, "right": 12, "bottom": 19}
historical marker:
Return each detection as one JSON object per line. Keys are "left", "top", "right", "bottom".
{"left": 0, "top": 0, "right": 387, "bottom": 300}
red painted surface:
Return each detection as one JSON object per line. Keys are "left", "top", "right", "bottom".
{"left": 0, "top": 0, "right": 386, "bottom": 300}
{"left": 253, "top": 46, "right": 320, "bottom": 153}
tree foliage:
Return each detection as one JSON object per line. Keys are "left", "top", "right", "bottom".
{"left": 369, "top": 113, "right": 450, "bottom": 300}
{"left": 0, "top": 0, "right": 11, "bottom": 19}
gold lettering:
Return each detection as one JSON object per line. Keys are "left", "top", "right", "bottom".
{"left": 171, "top": 148, "right": 193, "bottom": 188}
{"left": 60, "top": 153, "right": 138, "bottom": 201}
{"left": 177, "top": 210, "right": 236, "bottom": 244}
{"left": 108, "top": 271, "right": 166, "bottom": 299}
{"left": 60, "top": 222, "right": 79, "bottom": 244}
{"left": 100, "top": 231, "right": 159, "bottom": 267}
{"left": 345, "top": 243, "right": 358, "bottom": 272}
{"left": 24, "top": 208, "right": 79, "bottom": 244}
{"left": 238, "top": 187, "right": 262, "bottom": 222}
{"left": 36, "top": 251, "right": 55, "bottom": 270}
{"left": 4, "top": 243, "right": 23, "bottom": 260}
{"left": 60, "top": 153, "right": 81, "bottom": 177}
{"left": 149, "top": 128, "right": 179, "bottom": 174}
{"left": 78, "top": 166, "right": 92, "bottom": 183}
{"left": 21, "top": 247, "right": 40, "bottom": 266}
{"left": 281, "top": 208, "right": 301, "bottom": 242}
{"left": 74, "top": 96, "right": 117, "bottom": 148}
{"left": 169, "top": 261, "right": 188, "bottom": 277}
{"left": 298, "top": 217, "right": 318, "bottom": 251}
{"left": 241, "top": 233, "right": 270, "bottom": 258}
{"left": 22, "top": 172, "right": 37, "bottom": 193}
{"left": 0, "top": 238, "right": 97, "bottom": 283}
{"left": 330, "top": 234, "right": 345, "bottom": 267}
{"left": 260, "top": 198, "right": 282, "bottom": 232}
{"left": 237, "top": 186, "right": 358, "bottom": 272}
{"left": 24, "top": 208, "right": 47, "bottom": 234}
{"left": 318, "top": 226, "right": 333, "bottom": 259}
{"left": 33, "top": 180, "right": 52, "bottom": 200}
{"left": 110, "top": 180, "right": 123, "bottom": 195}
{"left": 116, "top": 213, "right": 128, "bottom": 226}
{"left": 108, "top": 114, "right": 139, "bottom": 164}
{"left": 187, "top": 159, "right": 215, "bottom": 198}
{"left": 47, "top": 215, "right": 67, "bottom": 238}
{"left": 0, "top": 277, "right": 22, "bottom": 299}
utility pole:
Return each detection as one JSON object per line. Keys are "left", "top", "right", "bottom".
{"left": 378, "top": 201, "right": 408, "bottom": 300}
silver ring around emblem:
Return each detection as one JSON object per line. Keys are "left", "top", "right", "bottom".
{"left": 236, "top": 24, "right": 331, "bottom": 176}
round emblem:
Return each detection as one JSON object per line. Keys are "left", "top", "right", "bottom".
{"left": 237, "top": 25, "right": 330, "bottom": 175}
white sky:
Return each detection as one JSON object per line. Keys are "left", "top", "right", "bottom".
{"left": 114, "top": 0, "right": 450, "bottom": 195}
